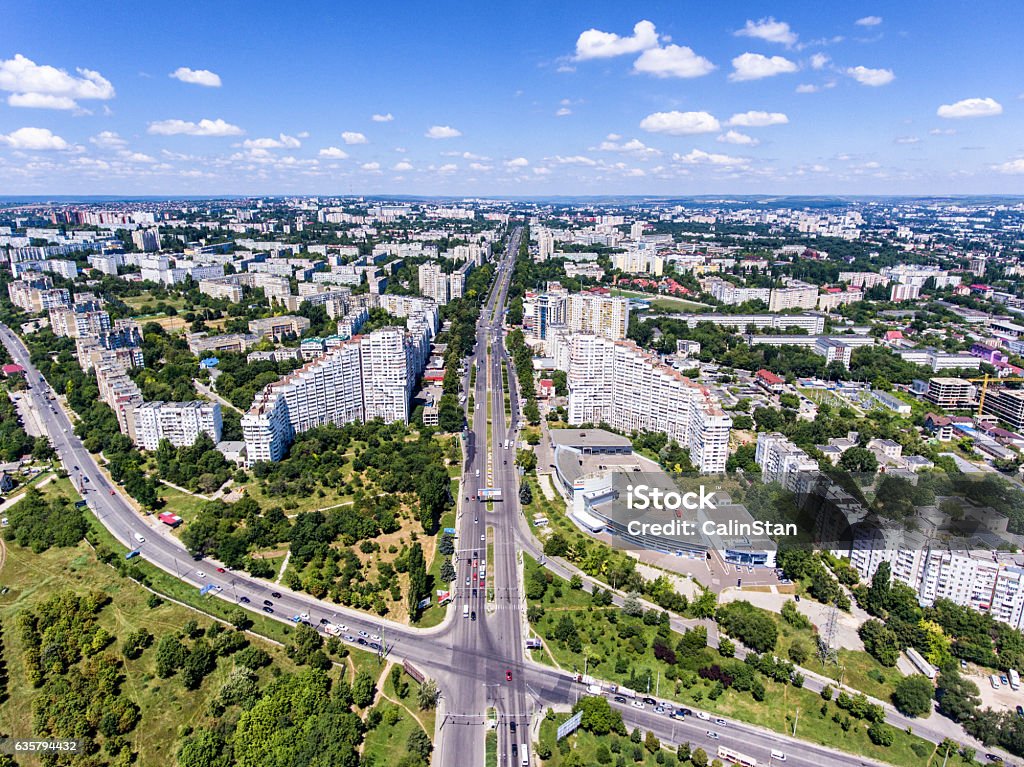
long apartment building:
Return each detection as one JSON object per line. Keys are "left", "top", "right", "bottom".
{"left": 567, "top": 334, "right": 731, "bottom": 473}
{"left": 982, "top": 388, "right": 1024, "bottom": 431}
{"left": 670, "top": 312, "right": 826, "bottom": 334}
{"left": 242, "top": 296, "right": 437, "bottom": 463}
{"left": 924, "top": 377, "right": 976, "bottom": 409}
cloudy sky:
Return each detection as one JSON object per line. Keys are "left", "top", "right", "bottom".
{"left": 2, "top": 1, "right": 1023, "bottom": 195}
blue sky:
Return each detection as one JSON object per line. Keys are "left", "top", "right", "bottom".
{"left": 1, "top": 1, "right": 1023, "bottom": 195}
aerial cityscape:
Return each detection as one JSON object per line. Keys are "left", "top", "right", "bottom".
{"left": 1, "top": 4, "right": 1024, "bottom": 767}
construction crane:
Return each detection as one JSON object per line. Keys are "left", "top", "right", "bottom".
{"left": 967, "top": 374, "right": 1024, "bottom": 416}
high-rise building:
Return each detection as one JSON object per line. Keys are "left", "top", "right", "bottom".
{"left": 924, "top": 378, "right": 976, "bottom": 409}
{"left": 567, "top": 334, "right": 731, "bottom": 473}
{"left": 755, "top": 433, "right": 819, "bottom": 492}
{"left": 768, "top": 281, "right": 818, "bottom": 312}
{"left": 418, "top": 262, "right": 450, "bottom": 304}
{"left": 982, "top": 388, "right": 1024, "bottom": 431}
{"left": 131, "top": 228, "right": 160, "bottom": 252}
{"left": 566, "top": 292, "right": 630, "bottom": 340}
{"left": 134, "top": 401, "right": 223, "bottom": 450}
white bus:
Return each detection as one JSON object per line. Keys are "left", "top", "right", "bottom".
{"left": 717, "top": 746, "right": 757, "bottom": 767}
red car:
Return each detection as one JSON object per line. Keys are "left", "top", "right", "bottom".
{"left": 505, "top": 670, "right": 513, "bottom": 682}
{"left": 216, "top": 567, "right": 225, "bottom": 573}
{"left": 479, "top": 577, "right": 485, "bottom": 587}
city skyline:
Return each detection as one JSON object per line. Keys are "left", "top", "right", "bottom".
{"left": 2, "top": 1, "right": 1024, "bottom": 195}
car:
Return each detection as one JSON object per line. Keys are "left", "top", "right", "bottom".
{"left": 356, "top": 638, "right": 367, "bottom": 645}
{"left": 359, "top": 630, "right": 369, "bottom": 637}
{"left": 370, "top": 634, "right": 381, "bottom": 641}
{"left": 480, "top": 534, "right": 485, "bottom": 541}
{"left": 466, "top": 577, "right": 471, "bottom": 586}
{"left": 196, "top": 571, "right": 206, "bottom": 578}
{"left": 369, "top": 642, "right": 380, "bottom": 651}
{"left": 794, "top": 594, "right": 801, "bottom": 602}
{"left": 1002, "top": 675, "right": 1009, "bottom": 685}
{"left": 654, "top": 706, "right": 666, "bottom": 714}
{"left": 714, "top": 718, "right": 727, "bottom": 726}
{"left": 642, "top": 697, "right": 656, "bottom": 705}
{"left": 961, "top": 659, "right": 969, "bottom": 669}
{"left": 336, "top": 624, "right": 348, "bottom": 631}
{"left": 263, "top": 599, "right": 273, "bottom": 606}
{"left": 471, "top": 611, "right": 476, "bottom": 621}
{"left": 474, "top": 517, "right": 479, "bottom": 523}
{"left": 320, "top": 618, "right": 330, "bottom": 625}
{"left": 613, "top": 696, "right": 627, "bottom": 703}
{"left": 479, "top": 577, "right": 485, "bottom": 587}
{"left": 134, "top": 533, "right": 146, "bottom": 543}
{"left": 271, "top": 591, "right": 282, "bottom": 599}
{"left": 239, "top": 596, "right": 250, "bottom": 604}
{"left": 1017, "top": 705, "right": 1024, "bottom": 719}
{"left": 677, "top": 708, "right": 692, "bottom": 717}
{"left": 73, "top": 465, "right": 78, "bottom": 470}
{"left": 344, "top": 635, "right": 356, "bottom": 642}
{"left": 631, "top": 700, "right": 645, "bottom": 709}
{"left": 986, "top": 755, "right": 1003, "bottom": 763}
{"left": 511, "top": 744, "right": 518, "bottom": 758}
{"left": 505, "top": 669, "right": 513, "bottom": 681}
{"left": 262, "top": 607, "right": 274, "bottom": 613}
{"left": 509, "top": 721, "right": 517, "bottom": 733}
{"left": 472, "top": 589, "right": 478, "bottom": 598}
{"left": 110, "top": 489, "right": 115, "bottom": 495}
{"left": 503, "top": 460, "right": 507, "bottom": 465}
{"left": 696, "top": 711, "right": 710, "bottom": 721}
{"left": 706, "top": 731, "right": 720, "bottom": 740}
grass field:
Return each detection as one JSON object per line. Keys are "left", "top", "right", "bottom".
{"left": 361, "top": 701, "right": 427, "bottom": 764}
{"left": 525, "top": 557, "right": 937, "bottom": 767}
{"left": 0, "top": 529, "right": 301, "bottom": 766}
{"left": 418, "top": 509, "right": 456, "bottom": 629}
{"left": 538, "top": 714, "right": 667, "bottom": 766}
{"left": 610, "top": 288, "right": 708, "bottom": 312}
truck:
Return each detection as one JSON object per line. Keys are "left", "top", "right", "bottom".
{"left": 586, "top": 684, "right": 603, "bottom": 695}
{"left": 906, "top": 647, "right": 937, "bottom": 679}
{"left": 1011, "top": 669, "right": 1021, "bottom": 691}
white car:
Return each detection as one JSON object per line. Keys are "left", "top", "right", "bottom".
{"left": 480, "top": 534, "right": 485, "bottom": 541}
{"left": 196, "top": 571, "right": 206, "bottom": 578}
{"left": 134, "top": 533, "right": 146, "bottom": 543}
{"left": 631, "top": 700, "right": 645, "bottom": 709}
{"left": 696, "top": 711, "right": 710, "bottom": 721}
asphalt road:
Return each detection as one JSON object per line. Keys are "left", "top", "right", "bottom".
{"left": 0, "top": 227, "right": 995, "bottom": 767}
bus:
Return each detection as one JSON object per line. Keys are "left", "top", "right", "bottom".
{"left": 717, "top": 746, "right": 758, "bottom": 767}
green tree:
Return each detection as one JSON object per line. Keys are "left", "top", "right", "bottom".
{"left": 352, "top": 671, "right": 377, "bottom": 708}
{"left": 892, "top": 674, "right": 934, "bottom": 717}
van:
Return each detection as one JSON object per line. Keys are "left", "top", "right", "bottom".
{"left": 992, "top": 674, "right": 1001, "bottom": 689}
{"left": 521, "top": 743, "right": 528, "bottom": 766}
{"left": 463, "top": 605, "right": 469, "bottom": 619}
{"left": 771, "top": 749, "right": 787, "bottom": 761}
{"left": 134, "top": 533, "right": 146, "bottom": 543}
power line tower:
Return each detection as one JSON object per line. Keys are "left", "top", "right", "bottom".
{"left": 818, "top": 597, "right": 840, "bottom": 666}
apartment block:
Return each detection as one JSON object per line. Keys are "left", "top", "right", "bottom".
{"left": 49, "top": 306, "right": 111, "bottom": 338}
{"left": 134, "top": 401, "right": 222, "bottom": 450}
{"left": 768, "top": 280, "right": 818, "bottom": 312}
{"left": 756, "top": 433, "right": 819, "bottom": 492}
{"left": 982, "top": 388, "right": 1024, "bottom": 431}
{"left": 567, "top": 334, "right": 731, "bottom": 473}
{"left": 566, "top": 293, "right": 630, "bottom": 341}
{"left": 198, "top": 276, "right": 244, "bottom": 303}
{"left": 7, "top": 274, "right": 71, "bottom": 314}
{"left": 248, "top": 315, "right": 311, "bottom": 341}
{"left": 924, "top": 377, "right": 976, "bottom": 409}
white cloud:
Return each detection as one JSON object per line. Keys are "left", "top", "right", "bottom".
{"left": 371, "top": 113, "right": 394, "bottom": 122}
{"left": 7, "top": 92, "right": 78, "bottom": 110}
{"left": 796, "top": 83, "right": 820, "bottom": 93}
{"left": 318, "top": 146, "right": 349, "bottom": 159}
{"left": 640, "top": 110, "right": 720, "bottom": 135}
{"left": 341, "top": 131, "right": 368, "bottom": 145}
{"left": 360, "top": 161, "right": 381, "bottom": 171}
{"left": 633, "top": 45, "right": 715, "bottom": 79}
{"left": 533, "top": 167, "right": 551, "bottom": 176}
{"left": 937, "top": 97, "right": 1003, "bottom": 119}
{"left": 0, "top": 126, "right": 69, "bottom": 150}
{"left": 735, "top": 17, "right": 797, "bottom": 47}
{"left": 718, "top": 130, "right": 759, "bottom": 146}
{"left": 673, "top": 148, "right": 747, "bottom": 166}
{"left": 552, "top": 155, "right": 597, "bottom": 165}
{"left": 425, "top": 125, "right": 462, "bottom": 139}
{"left": 170, "top": 67, "right": 221, "bottom": 87}
{"left": 810, "top": 53, "right": 830, "bottom": 70}
{"left": 729, "top": 53, "right": 798, "bottom": 82}
{"left": 845, "top": 66, "right": 895, "bottom": 86}
{"left": 575, "top": 20, "right": 660, "bottom": 60}
{"left": 994, "top": 158, "right": 1024, "bottom": 174}
{"left": 148, "top": 118, "right": 243, "bottom": 136}
{"left": 929, "top": 127, "right": 957, "bottom": 135}
{"left": 242, "top": 133, "right": 301, "bottom": 149}
{"left": 393, "top": 161, "right": 414, "bottom": 171}
{"left": 468, "top": 162, "right": 491, "bottom": 171}
{"left": 437, "top": 163, "right": 458, "bottom": 173}
{"left": 894, "top": 136, "right": 920, "bottom": 144}
{"left": 505, "top": 157, "right": 529, "bottom": 168}
{"left": 0, "top": 54, "right": 115, "bottom": 107}
{"left": 297, "top": 131, "right": 310, "bottom": 138}
{"left": 122, "top": 151, "right": 157, "bottom": 163}
{"left": 855, "top": 16, "right": 883, "bottom": 26}
{"left": 727, "top": 110, "right": 789, "bottom": 127}
{"left": 90, "top": 131, "right": 126, "bottom": 149}
{"left": 556, "top": 107, "right": 572, "bottom": 117}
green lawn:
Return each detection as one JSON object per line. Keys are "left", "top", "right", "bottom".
{"left": 0, "top": 521, "right": 300, "bottom": 766}
{"left": 156, "top": 482, "right": 210, "bottom": 522}
{"left": 610, "top": 288, "right": 707, "bottom": 312}
{"left": 538, "top": 714, "right": 666, "bottom": 766}
{"left": 417, "top": 509, "right": 456, "bottom": 629}
{"left": 361, "top": 701, "right": 428, "bottom": 765}
{"left": 485, "top": 728, "right": 497, "bottom": 767}
{"left": 526, "top": 557, "right": 937, "bottom": 767}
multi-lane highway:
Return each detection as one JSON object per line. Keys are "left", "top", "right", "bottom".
{"left": 0, "top": 224, "right": 987, "bottom": 767}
